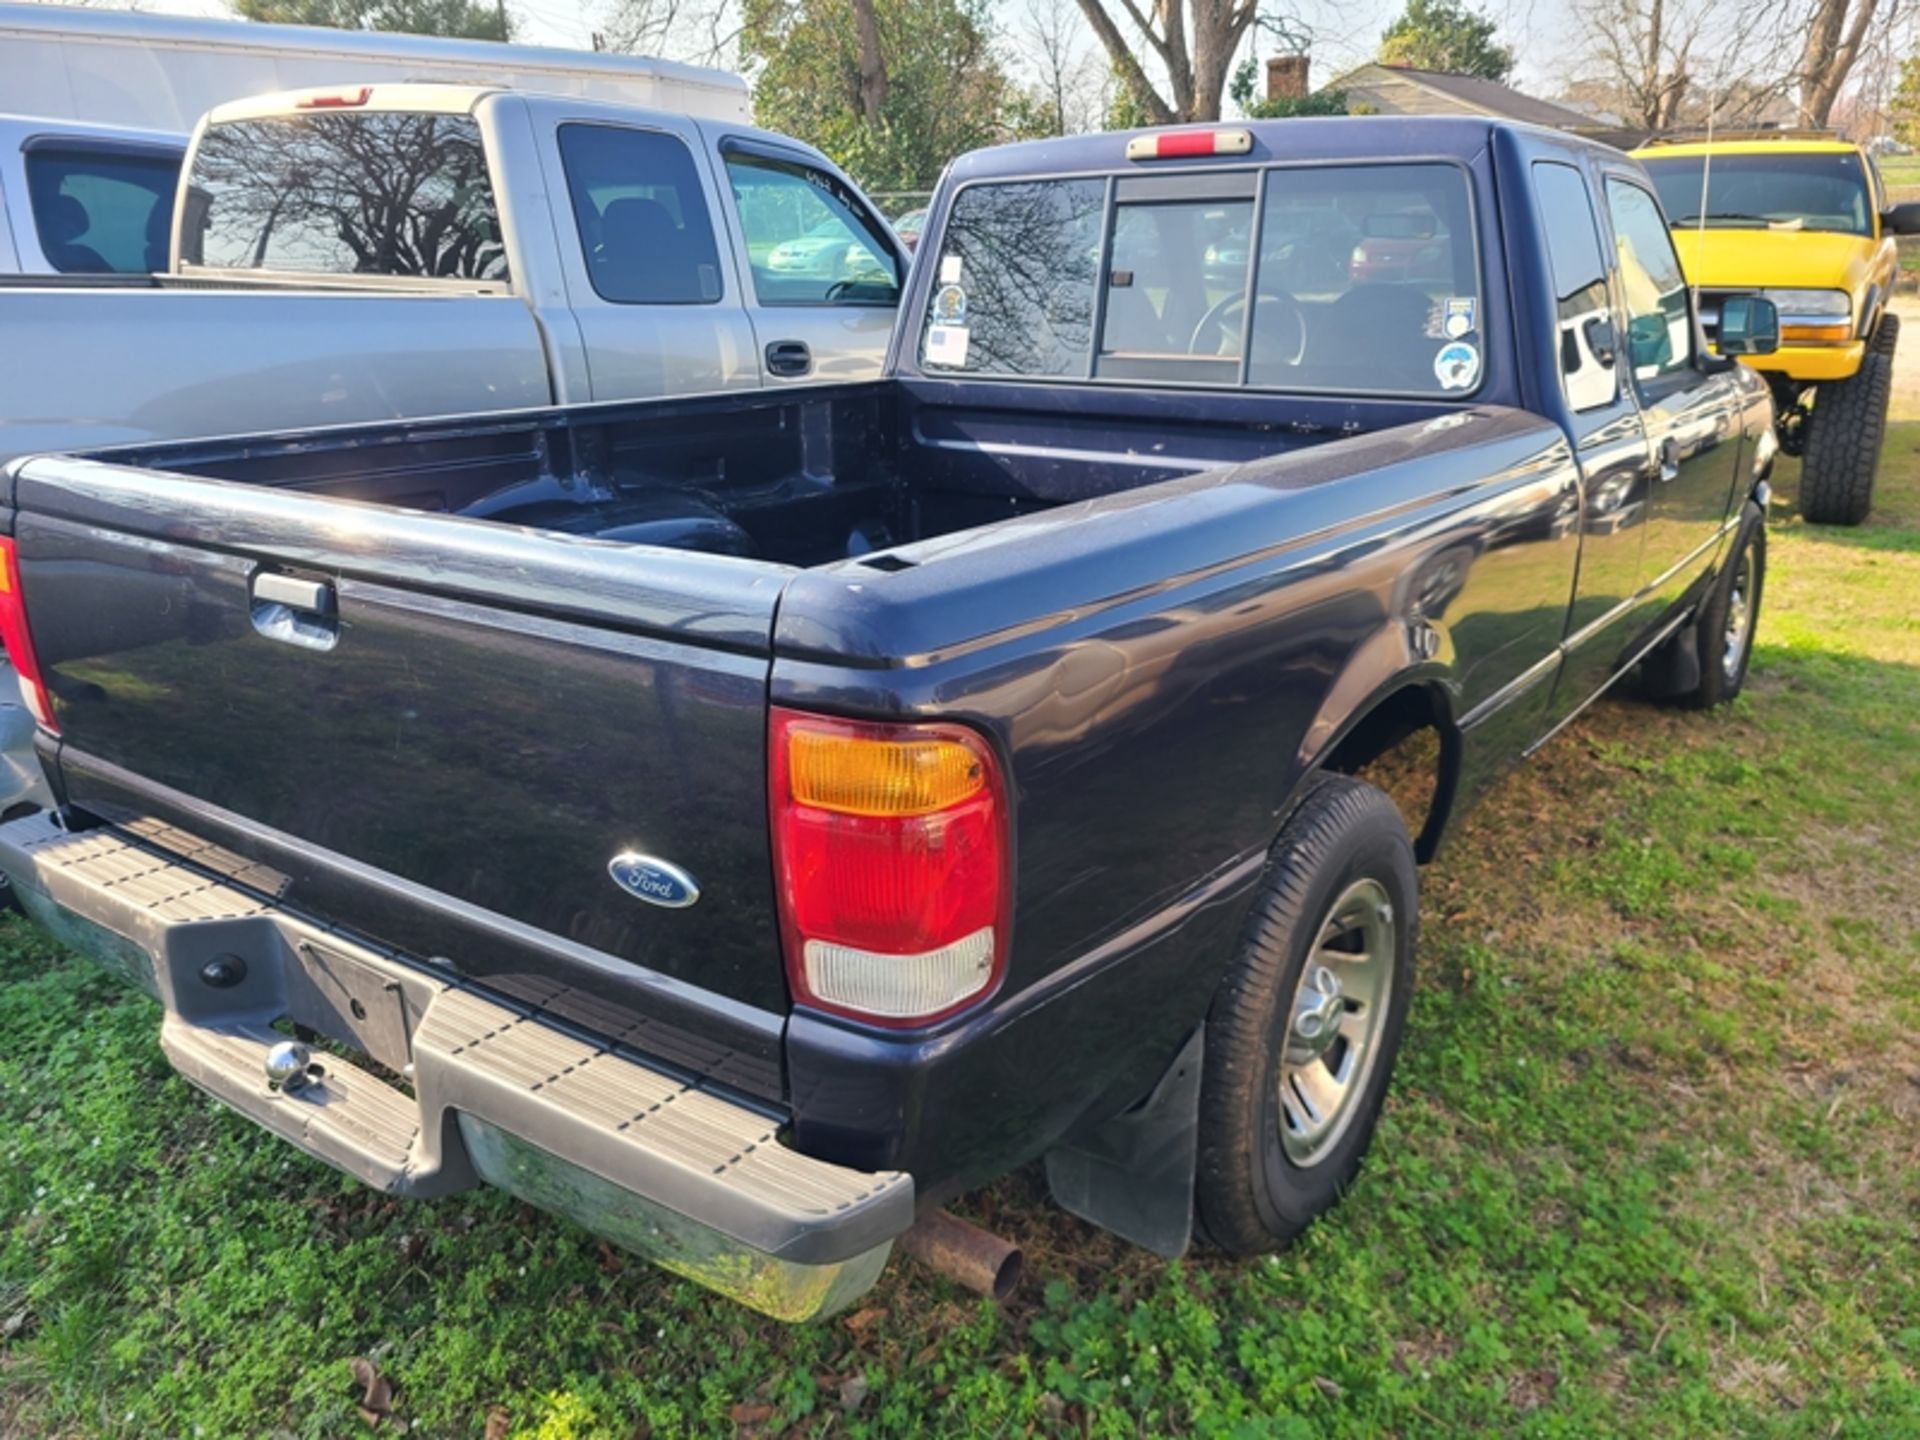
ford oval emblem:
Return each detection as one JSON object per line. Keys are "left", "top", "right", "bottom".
{"left": 607, "top": 853, "right": 700, "bottom": 909}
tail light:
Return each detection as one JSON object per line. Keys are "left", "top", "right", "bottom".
{"left": 0, "top": 538, "right": 56, "bottom": 732}
{"left": 770, "top": 708, "right": 1009, "bottom": 1027}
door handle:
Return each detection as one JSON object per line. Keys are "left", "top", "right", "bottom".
{"left": 251, "top": 571, "right": 338, "bottom": 652}
{"left": 764, "top": 340, "right": 812, "bottom": 378}
{"left": 1657, "top": 437, "right": 1681, "bottom": 483}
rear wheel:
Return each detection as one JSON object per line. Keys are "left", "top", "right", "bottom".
{"left": 1195, "top": 775, "right": 1416, "bottom": 1252}
{"left": 1799, "top": 345, "right": 1892, "bottom": 526}
{"left": 1667, "top": 503, "right": 1765, "bottom": 710}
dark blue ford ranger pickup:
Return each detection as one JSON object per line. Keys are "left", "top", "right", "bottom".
{"left": 0, "top": 117, "right": 1779, "bottom": 1319}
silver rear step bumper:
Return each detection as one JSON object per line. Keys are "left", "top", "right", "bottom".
{"left": 0, "top": 812, "right": 913, "bottom": 1321}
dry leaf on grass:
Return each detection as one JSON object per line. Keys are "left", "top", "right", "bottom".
{"left": 484, "top": 1405, "right": 511, "bottom": 1440}
{"left": 349, "top": 1356, "right": 394, "bottom": 1428}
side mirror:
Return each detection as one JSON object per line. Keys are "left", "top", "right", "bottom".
{"left": 1883, "top": 201, "right": 1920, "bottom": 235}
{"left": 1718, "top": 295, "right": 1779, "bottom": 357}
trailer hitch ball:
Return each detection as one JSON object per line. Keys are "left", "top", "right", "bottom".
{"left": 264, "top": 1040, "right": 314, "bottom": 1093}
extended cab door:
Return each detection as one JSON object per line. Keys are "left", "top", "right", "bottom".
{"left": 707, "top": 135, "right": 903, "bottom": 383}
{"left": 1532, "top": 159, "right": 1657, "bottom": 716}
{"left": 528, "top": 104, "right": 761, "bottom": 401}
{"left": 1599, "top": 173, "right": 1745, "bottom": 626}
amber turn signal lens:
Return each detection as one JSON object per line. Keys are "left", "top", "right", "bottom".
{"left": 787, "top": 727, "right": 985, "bottom": 817}
{"left": 1779, "top": 323, "right": 1851, "bottom": 345}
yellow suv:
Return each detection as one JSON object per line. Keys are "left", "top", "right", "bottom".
{"left": 1634, "top": 132, "right": 1920, "bottom": 524}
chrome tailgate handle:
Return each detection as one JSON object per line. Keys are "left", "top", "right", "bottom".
{"left": 251, "top": 570, "right": 338, "bottom": 651}
{"left": 253, "top": 571, "right": 334, "bottom": 613}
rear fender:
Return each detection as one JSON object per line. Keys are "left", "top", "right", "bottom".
{"left": 1295, "top": 644, "right": 1460, "bottom": 861}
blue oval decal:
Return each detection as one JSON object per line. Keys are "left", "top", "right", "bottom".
{"left": 607, "top": 853, "right": 700, "bottom": 909}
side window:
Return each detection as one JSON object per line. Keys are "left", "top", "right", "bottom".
{"left": 25, "top": 146, "right": 181, "bottom": 274}
{"left": 1532, "top": 162, "right": 1616, "bottom": 413}
{"left": 1604, "top": 178, "right": 1694, "bottom": 389}
{"left": 184, "top": 113, "right": 507, "bottom": 280}
{"left": 722, "top": 150, "right": 900, "bottom": 306}
{"left": 557, "top": 123, "right": 723, "bottom": 304}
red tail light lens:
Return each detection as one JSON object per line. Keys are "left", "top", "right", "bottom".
{"left": 770, "top": 708, "right": 1009, "bottom": 1027}
{"left": 297, "top": 87, "right": 374, "bottom": 109}
{"left": 0, "top": 537, "right": 56, "bottom": 732}
{"left": 1124, "top": 128, "right": 1253, "bottom": 161}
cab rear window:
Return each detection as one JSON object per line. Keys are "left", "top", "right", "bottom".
{"left": 181, "top": 112, "right": 508, "bottom": 281}
{"left": 920, "top": 162, "right": 1482, "bottom": 397}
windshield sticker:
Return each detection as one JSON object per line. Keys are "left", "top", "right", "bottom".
{"left": 1443, "top": 297, "right": 1477, "bottom": 338}
{"left": 932, "top": 284, "right": 968, "bottom": 325}
{"left": 925, "top": 324, "right": 971, "bottom": 368}
{"left": 1435, "top": 341, "right": 1480, "bottom": 390}
{"left": 939, "top": 254, "right": 963, "bottom": 284}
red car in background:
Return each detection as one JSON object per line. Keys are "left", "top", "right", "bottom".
{"left": 1349, "top": 209, "right": 1453, "bottom": 284}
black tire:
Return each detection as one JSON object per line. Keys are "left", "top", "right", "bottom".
{"left": 1873, "top": 309, "right": 1901, "bottom": 359}
{"left": 1673, "top": 502, "right": 1766, "bottom": 710}
{"left": 1799, "top": 348, "right": 1892, "bottom": 526}
{"left": 1195, "top": 774, "right": 1417, "bottom": 1253}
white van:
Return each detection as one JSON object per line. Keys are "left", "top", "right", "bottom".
{"left": 0, "top": 3, "right": 749, "bottom": 132}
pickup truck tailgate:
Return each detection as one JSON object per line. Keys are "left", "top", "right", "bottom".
{"left": 8, "top": 456, "right": 793, "bottom": 1098}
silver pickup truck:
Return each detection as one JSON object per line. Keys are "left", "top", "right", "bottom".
{"left": 2, "top": 83, "right": 907, "bottom": 460}
{"left": 0, "top": 113, "right": 186, "bottom": 277}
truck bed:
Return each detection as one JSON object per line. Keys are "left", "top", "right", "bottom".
{"left": 8, "top": 379, "right": 1567, "bottom": 1114}
{"left": 79, "top": 380, "right": 1370, "bottom": 569}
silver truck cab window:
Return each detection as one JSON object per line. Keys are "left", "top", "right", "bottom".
{"left": 1532, "top": 161, "right": 1617, "bottom": 413}
{"left": 723, "top": 150, "right": 900, "bottom": 306}
{"left": 24, "top": 145, "right": 180, "bottom": 275}
{"left": 557, "top": 123, "right": 723, "bottom": 304}
{"left": 181, "top": 112, "right": 507, "bottom": 281}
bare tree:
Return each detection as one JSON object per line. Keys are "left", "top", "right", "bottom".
{"left": 1574, "top": 0, "right": 1804, "bottom": 131}
{"left": 1021, "top": 0, "right": 1106, "bottom": 133}
{"left": 1581, "top": 0, "right": 1705, "bottom": 129}
{"left": 597, "top": 0, "right": 741, "bottom": 67}
{"left": 1796, "top": 0, "right": 1911, "bottom": 125}
{"left": 1070, "top": 0, "right": 1261, "bottom": 122}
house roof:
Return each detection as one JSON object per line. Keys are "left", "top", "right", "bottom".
{"left": 1328, "top": 63, "right": 1599, "bottom": 131}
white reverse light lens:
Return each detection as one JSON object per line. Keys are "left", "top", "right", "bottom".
{"left": 802, "top": 927, "right": 996, "bottom": 1021}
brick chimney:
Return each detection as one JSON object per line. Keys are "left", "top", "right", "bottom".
{"left": 1266, "top": 54, "right": 1310, "bottom": 102}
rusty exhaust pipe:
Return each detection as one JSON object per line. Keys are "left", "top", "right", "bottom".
{"left": 899, "top": 1208, "right": 1023, "bottom": 1301}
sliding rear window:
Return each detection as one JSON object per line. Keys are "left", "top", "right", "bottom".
{"left": 181, "top": 112, "right": 508, "bottom": 281}
{"left": 920, "top": 161, "right": 1482, "bottom": 397}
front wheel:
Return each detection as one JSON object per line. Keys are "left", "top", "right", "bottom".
{"left": 1799, "top": 346, "right": 1892, "bottom": 525}
{"left": 1195, "top": 775, "right": 1417, "bottom": 1252}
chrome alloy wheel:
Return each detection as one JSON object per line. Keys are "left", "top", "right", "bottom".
{"left": 1724, "top": 546, "right": 1756, "bottom": 683}
{"left": 1277, "top": 878, "right": 1396, "bottom": 1167}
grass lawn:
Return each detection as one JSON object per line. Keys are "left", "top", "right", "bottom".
{"left": 1878, "top": 154, "right": 1920, "bottom": 191}
{"left": 5, "top": 432, "right": 1920, "bottom": 1438}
